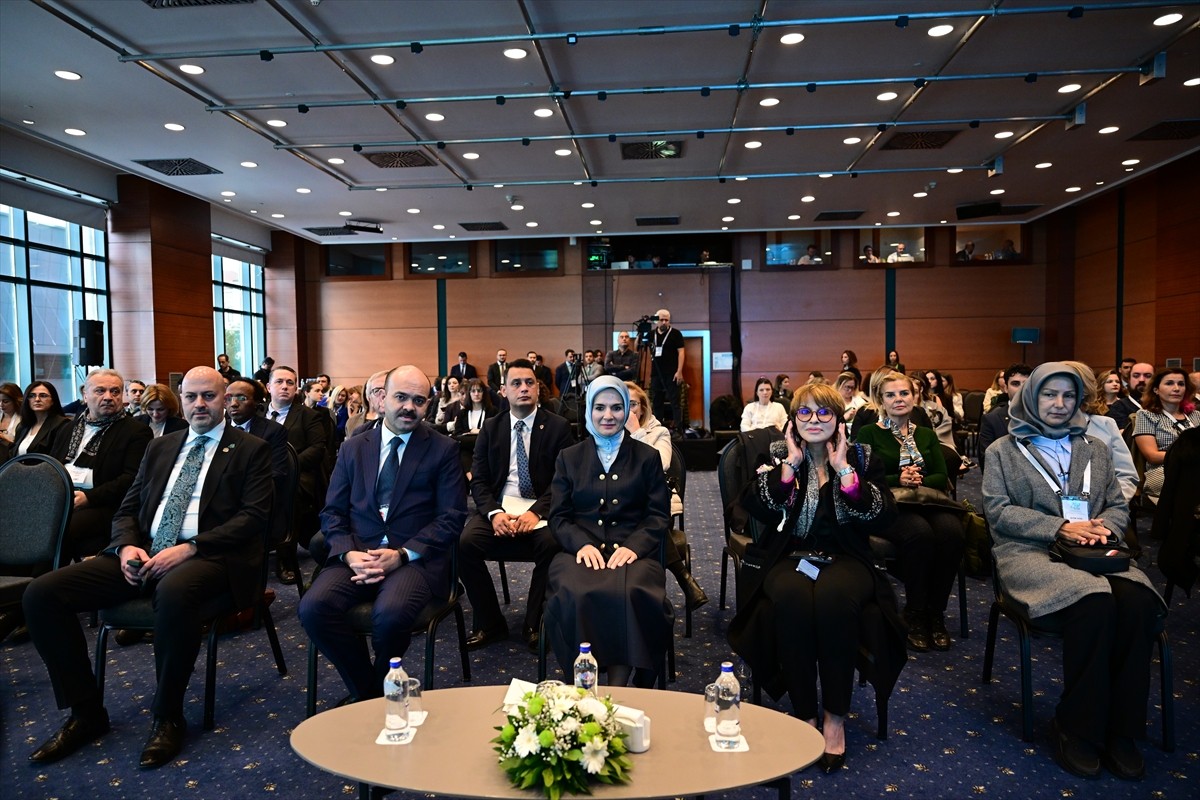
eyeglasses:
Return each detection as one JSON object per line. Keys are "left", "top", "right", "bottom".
{"left": 28, "top": 393, "right": 53, "bottom": 400}
{"left": 795, "top": 407, "right": 835, "bottom": 423}
{"left": 226, "top": 394, "right": 252, "bottom": 403}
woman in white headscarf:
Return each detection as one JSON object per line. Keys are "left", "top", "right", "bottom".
{"left": 543, "top": 376, "right": 673, "bottom": 688}
{"left": 983, "top": 362, "right": 1164, "bottom": 781}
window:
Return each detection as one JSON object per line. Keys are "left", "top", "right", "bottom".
{"left": 0, "top": 204, "right": 108, "bottom": 401}
{"left": 764, "top": 230, "right": 833, "bottom": 268}
{"left": 212, "top": 255, "right": 265, "bottom": 377}
{"left": 494, "top": 237, "right": 561, "bottom": 273}
{"left": 877, "top": 227, "right": 926, "bottom": 264}
{"left": 953, "top": 224, "right": 1025, "bottom": 263}
{"left": 407, "top": 241, "right": 473, "bottom": 276}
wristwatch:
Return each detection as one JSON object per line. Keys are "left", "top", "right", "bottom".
{"left": 836, "top": 466, "right": 855, "bottom": 478}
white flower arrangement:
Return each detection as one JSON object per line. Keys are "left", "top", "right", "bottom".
{"left": 493, "top": 681, "right": 632, "bottom": 799}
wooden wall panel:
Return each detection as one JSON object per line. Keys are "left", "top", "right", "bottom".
{"left": 895, "top": 314, "right": 1046, "bottom": 391}
{"left": 610, "top": 272, "right": 712, "bottom": 329}
{"left": 1072, "top": 308, "right": 1119, "bottom": 372}
{"left": 1073, "top": 192, "right": 1117, "bottom": 259}
{"left": 1123, "top": 302, "right": 1157, "bottom": 365}
{"left": 445, "top": 274, "right": 582, "bottom": 328}
{"left": 1073, "top": 250, "right": 1118, "bottom": 313}
{"left": 1121, "top": 240, "right": 1158, "bottom": 305}
{"left": 737, "top": 320, "right": 888, "bottom": 389}
{"left": 740, "top": 269, "right": 884, "bottom": 322}
{"left": 897, "top": 263, "right": 1045, "bottom": 318}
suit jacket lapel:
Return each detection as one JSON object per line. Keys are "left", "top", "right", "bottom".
{"left": 198, "top": 427, "right": 237, "bottom": 517}
{"left": 386, "top": 425, "right": 428, "bottom": 520}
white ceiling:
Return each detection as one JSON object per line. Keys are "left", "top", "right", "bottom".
{"left": 1, "top": 0, "right": 1197, "bottom": 244}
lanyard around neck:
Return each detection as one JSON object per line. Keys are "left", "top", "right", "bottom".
{"left": 1017, "top": 439, "right": 1090, "bottom": 497}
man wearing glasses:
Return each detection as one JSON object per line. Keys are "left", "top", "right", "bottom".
{"left": 299, "top": 365, "right": 467, "bottom": 703}
{"left": 346, "top": 370, "right": 388, "bottom": 438}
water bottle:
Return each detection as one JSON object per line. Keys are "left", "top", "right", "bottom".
{"left": 573, "top": 642, "right": 598, "bottom": 696}
{"left": 713, "top": 661, "right": 741, "bottom": 748}
{"left": 383, "top": 657, "right": 409, "bottom": 730}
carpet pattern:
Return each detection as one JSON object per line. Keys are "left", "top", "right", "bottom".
{"left": 2, "top": 467, "right": 1196, "bottom": 799}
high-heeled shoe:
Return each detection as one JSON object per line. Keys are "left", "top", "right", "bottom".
{"left": 819, "top": 751, "right": 846, "bottom": 774}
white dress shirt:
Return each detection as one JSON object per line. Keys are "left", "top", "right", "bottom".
{"left": 149, "top": 421, "right": 226, "bottom": 543}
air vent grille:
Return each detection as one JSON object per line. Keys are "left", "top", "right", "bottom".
{"left": 133, "top": 158, "right": 222, "bottom": 176}
{"left": 814, "top": 210, "right": 864, "bottom": 221}
{"left": 142, "top": 0, "right": 255, "bottom": 8}
{"left": 621, "top": 141, "right": 683, "bottom": 160}
{"left": 1129, "top": 119, "right": 1200, "bottom": 141}
{"left": 635, "top": 216, "right": 680, "bottom": 226}
{"left": 880, "top": 130, "right": 960, "bottom": 150}
{"left": 364, "top": 151, "right": 437, "bottom": 168}
{"left": 304, "top": 226, "right": 357, "bottom": 237}
{"left": 459, "top": 221, "right": 508, "bottom": 232}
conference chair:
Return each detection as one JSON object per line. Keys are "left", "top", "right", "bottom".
{"left": 716, "top": 432, "right": 778, "bottom": 612}
{"left": 667, "top": 442, "right": 695, "bottom": 637}
{"left": 0, "top": 454, "right": 73, "bottom": 614}
{"left": 304, "top": 532, "right": 471, "bottom": 718}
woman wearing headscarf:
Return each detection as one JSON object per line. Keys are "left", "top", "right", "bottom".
{"left": 982, "top": 362, "right": 1164, "bottom": 781}
{"left": 543, "top": 376, "right": 672, "bottom": 688}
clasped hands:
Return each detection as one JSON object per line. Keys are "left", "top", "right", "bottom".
{"left": 118, "top": 542, "right": 195, "bottom": 585}
{"left": 899, "top": 465, "right": 924, "bottom": 487}
{"left": 1057, "top": 519, "right": 1112, "bottom": 546}
{"left": 576, "top": 544, "right": 637, "bottom": 570}
{"left": 345, "top": 548, "right": 404, "bottom": 584}
{"left": 490, "top": 510, "right": 540, "bottom": 537}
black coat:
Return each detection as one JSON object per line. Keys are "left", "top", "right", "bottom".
{"left": 1154, "top": 427, "right": 1200, "bottom": 595}
{"left": 51, "top": 415, "right": 153, "bottom": 511}
{"left": 10, "top": 414, "right": 72, "bottom": 458}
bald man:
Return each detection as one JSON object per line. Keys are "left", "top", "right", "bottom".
{"left": 299, "top": 365, "right": 467, "bottom": 702}
{"left": 24, "top": 366, "right": 274, "bottom": 769}
{"left": 649, "top": 308, "right": 686, "bottom": 429}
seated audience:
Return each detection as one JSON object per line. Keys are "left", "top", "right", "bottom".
{"left": 1106, "top": 361, "right": 1153, "bottom": 431}
{"left": 915, "top": 371, "right": 957, "bottom": 454}
{"left": 225, "top": 377, "right": 291, "bottom": 545}
{"left": 885, "top": 349, "right": 905, "bottom": 374}
{"left": 23, "top": 366, "right": 273, "bottom": 768}
{"left": 431, "top": 376, "right": 463, "bottom": 429}
{"left": 840, "top": 351, "right": 863, "bottom": 385}
{"left": 346, "top": 371, "right": 387, "bottom": 438}
{"left": 1097, "top": 369, "right": 1127, "bottom": 416}
{"left": 861, "top": 245, "right": 881, "bottom": 263}
{"left": 10, "top": 380, "right": 72, "bottom": 458}
{"left": 741, "top": 377, "right": 788, "bottom": 432}
{"left": 1062, "top": 361, "right": 1138, "bottom": 501}
{"left": 450, "top": 378, "right": 497, "bottom": 436}
{"left": 729, "top": 382, "right": 903, "bottom": 775}
{"left": 302, "top": 380, "right": 326, "bottom": 409}
{"left": 0, "top": 382, "right": 20, "bottom": 446}
{"left": 458, "top": 359, "right": 574, "bottom": 651}
{"left": 849, "top": 365, "right": 934, "bottom": 441}
{"left": 544, "top": 377, "right": 671, "bottom": 688}
{"left": 854, "top": 371, "right": 964, "bottom": 652}
{"left": 983, "top": 369, "right": 1006, "bottom": 413}
{"left": 835, "top": 372, "right": 867, "bottom": 422}
{"left": 775, "top": 374, "right": 793, "bottom": 405}
{"left": 982, "top": 362, "right": 1164, "bottom": 780}
{"left": 124, "top": 380, "right": 145, "bottom": 417}
{"left": 1153, "top": 427, "right": 1200, "bottom": 596}
{"left": 1133, "top": 367, "right": 1200, "bottom": 505}
{"left": 216, "top": 353, "right": 240, "bottom": 384}
{"left": 978, "top": 364, "right": 1031, "bottom": 472}
{"left": 298, "top": 366, "right": 467, "bottom": 702}
{"left": 134, "top": 384, "right": 187, "bottom": 438}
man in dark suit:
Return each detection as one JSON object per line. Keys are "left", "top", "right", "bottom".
{"left": 298, "top": 365, "right": 467, "bottom": 702}
{"left": 51, "top": 369, "right": 153, "bottom": 561}
{"left": 486, "top": 348, "right": 508, "bottom": 393}
{"left": 266, "top": 365, "right": 329, "bottom": 566}
{"left": 449, "top": 351, "right": 477, "bottom": 382}
{"left": 226, "top": 378, "right": 291, "bottom": 549}
{"left": 529, "top": 351, "right": 554, "bottom": 396}
{"left": 978, "top": 363, "right": 1031, "bottom": 472}
{"left": 460, "top": 359, "right": 574, "bottom": 650}
{"left": 1107, "top": 361, "right": 1153, "bottom": 431}
{"left": 23, "top": 366, "right": 273, "bottom": 769}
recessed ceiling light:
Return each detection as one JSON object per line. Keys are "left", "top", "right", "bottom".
{"left": 376, "top": 187, "right": 388, "bottom": 192}
{"left": 843, "top": 137, "right": 861, "bottom": 144}
{"left": 1121, "top": 158, "right": 1140, "bottom": 166}
{"left": 1057, "top": 83, "right": 1082, "bottom": 93}
{"left": 947, "top": 168, "right": 963, "bottom": 174}
{"left": 875, "top": 222, "right": 881, "bottom": 226}
{"left": 818, "top": 173, "right": 833, "bottom": 179}
{"left": 463, "top": 152, "right": 480, "bottom": 159}
{"left": 54, "top": 70, "right": 81, "bottom": 81}
{"left": 21, "top": 119, "right": 34, "bottom": 125}
{"left": 494, "top": 184, "right": 505, "bottom": 188}
{"left": 510, "top": 203, "right": 524, "bottom": 211}
{"left": 64, "top": 128, "right": 86, "bottom": 136}
{"left": 727, "top": 198, "right": 741, "bottom": 204}
{"left": 887, "top": 211, "right": 900, "bottom": 217}
{"left": 526, "top": 221, "right": 538, "bottom": 228}
{"left": 1098, "top": 126, "right": 1120, "bottom": 134}
{"left": 179, "top": 64, "right": 205, "bottom": 75}
{"left": 1065, "top": 186, "right": 1081, "bottom": 192}
{"left": 780, "top": 32, "right": 805, "bottom": 45}
{"left": 573, "top": 181, "right": 583, "bottom": 186}
{"left": 270, "top": 213, "right": 285, "bottom": 218}
{"left": 328, "top": 157, "right": 345, "bottom": 164}
{"left": 787, "top": 214, "right": 801, "bottom": 220}
{"left": 589, "top": 219, "right": 602, "bottom": 226}
{"left": 1095, "top": 181, "right": 1105, "bottom": 185}
{"left": 504, "top": 47, "right": 528, "bottom": 59}
{"left": 222, "top": 198, "right": 232, "bottom": 203}
{"left": 249, "top": 209, "right": 258, "bottom": 214}
{"left": 534, "top": 108, "right": 554, "bottom": 118}
{"left": 735, "top": 177, "right": 748, "bottom": 181}
{"left": 721, "top": 227, "right": 729, "bottom": 231}
{"left": 994, "top": 131, "right": 1014, "bottom": 139}
{"left": 1154, "top": 12, "right": 1183, "bottom": 26}
{"left": 913, "top": 191, "right": 928, "bottom": 198}
{"left": 1184, "top": 78, "right": 1200, "bottom": 87}
{"left": 296, "top": 187, "right": 311, "bottom": 194}
{"left": 990, "top": 189, "right": 1005, "bottom": 195}
{"left": 425, "top": 113, "right": 445, "bottom": 122}
{"left": 338, "top": 211, "right": 352, "bottom": 216}
{"left": 220, "top": 191, "right": 236, "bottom": 197}
{"left": 164, "top": 123, "right": 185, "bottom": 132}
{"left": 722, "top": 216, "right": 735, "bottom": 222}
{"left": 241, "top": 161, "right": 258, "bottom": 168}
{"left": 266, "top": 119, "right": 287, "bottom": 128}
{"left": 800, "top": 195, "right": 815, "bottom": 203}
{"left": 927, "top": 24, "right": 954, "bottom": 37}
{"left": 759, "top": 98, "right": 780, "bottom": 107}
{"left": 940, "top": 220, "right": 947, "bottom": 224}
{"left": 554, "top": 149, "right": 572, "bottom": 156}
{"left": 581, "top": 202, "right": 595, "bottom": 209}
{"left": 433, "top": 224, "right": 445, "bottom": 230}
{"left": 876, "top": 91, "right": 898, "bottom": 101}
{"left": 1035, "top": 162, "right": 1052, "bottom": 169}
{"left": 449, "top": 235, "right": 456, "bottom": 238}
{"left": 370, "top": 54, "right": 395, "bottom": 65}
{"left": 407, "top": 208, "right": 420, "bottom": 214}
{"left": 744, "top": 141, "right": 762, "bottom": 149}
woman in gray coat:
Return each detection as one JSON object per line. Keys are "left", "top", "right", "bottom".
{"left": 983, "top": 362, "right": 1164, "bottom": 782}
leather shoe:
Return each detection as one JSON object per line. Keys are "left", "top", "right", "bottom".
{"left": 904, "top": 609, "right": 931, "bottom": 652}
{"left": 819, "top": 751, "right": 846, "bottom": 774}
{"left": 1050, "top": 718, "right": 1101, "bottom": 778}
{"left": 929, "top": 614, "right": 951, "bottom": 651}
{"left": 1103, "top": 736, "right": 1145, "bottom": 780}
{"left": 465, "top": 628, "right": 508, "bottom": 650}
{"left": 275, "top": 560, "right": 299, "bottom": 586}
{"left": 139, "top": 717, "right": 187, "bottom": 769}
{"left": 29, "top": 710, "right": 111, "bottom": 764}
{"left": 522, "top": 627, "right": 540, "bottom": 651}
{"left": 682, "top": 574, "right": 709, "bottom": 611}
{"left": 0, "top": 610, "right": 23, "bottom": 643}
{"left": 114, "top": 628, "right": 147, "bottom": 647}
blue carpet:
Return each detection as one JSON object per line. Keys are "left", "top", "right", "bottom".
{"left": 2, "top": 466, "right": 1196, "bottom": 799}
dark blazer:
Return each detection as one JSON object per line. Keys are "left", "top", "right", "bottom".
{"left": 486, "top": 362, "right": 507, "bottom": 393}
{"left": 1106, "top": 396, "right": 1140, "bottom": 432}
{"left": 554, "top": 362, "right": 582, "bottom": 398}
{"left": 51, "top": 415, "right": 153, "bottom": 510}
{"left": 533, "top": 364, "right": 554, "bottom": 395}
{"left": 471, "top": 408, "right": 574, "bottom": 522}
{"left": 450, "top": 404, "right": 498, "bottom": 436}
{"left": 237, "top": 415, "right": 291, "bottom": 543}
{"left": 10, "top": 414, "right": 72, "bottom": 458}
{"left": 273, "top": 403, "right": 328, "bottom": 476}
{"left": 110, "top": 425, "right": 274, "bottom": 609}
{"left": 132, "top": 414, "right": 189, "bottom": 437}
{"left": 320, "top": 423, "right": 467, "bottom": 592}
{"left": 977, "top": 405, "right": 1010, "bottom": 472}
{"left": 449, "top": 362, "right": 477, "bottom": 382}
{"left": 1154, "top": 427, "right": 1200, "bottom": 595}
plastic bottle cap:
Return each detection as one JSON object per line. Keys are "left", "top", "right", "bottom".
{"left": 389, "top": 657, "right": 402, "bottom": 668}
{"left": 580, "top": 642, "right": 591, "bottom": 653}
{"left": 720, "top": 661, "right": 733, "bottom": 671}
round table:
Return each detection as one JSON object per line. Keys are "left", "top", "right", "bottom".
{"left": 291, "top": 684, "right": 823, "bottom": 799}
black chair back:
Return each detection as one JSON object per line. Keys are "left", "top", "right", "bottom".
{"left": 0, "top": 453, "right": 72, "bottom": 573}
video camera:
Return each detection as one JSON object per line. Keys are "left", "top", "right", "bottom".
{"left": 634, "top": 314, "right": 660, "bottom": 348}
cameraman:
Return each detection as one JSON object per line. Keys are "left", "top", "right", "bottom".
{"left": 649, "top": 309, "right": 685, "bottom": 431}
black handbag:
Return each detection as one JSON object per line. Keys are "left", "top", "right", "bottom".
{"left": 1049, "top": 537, "right": 1131, "bottom": 574}
{"left": 890, "top": 485, "right": 968, "bottom": 515}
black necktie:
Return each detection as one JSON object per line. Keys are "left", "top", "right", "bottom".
{"left": 376, "top": 436, "right": 402, "bottom": 511}
{"left": 271, "top": 410, "right": 280, "bottom": 421}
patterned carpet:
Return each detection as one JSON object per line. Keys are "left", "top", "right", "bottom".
{"left": 2, "top": 466, "right": 1196, "bottom": 800}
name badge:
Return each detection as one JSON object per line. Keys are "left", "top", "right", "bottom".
{"left": 654, "top": 346, "right": 663, "bottom": 357}
{"left": 65, "top": 463, "right": 92, "bottom": 489}
{"left": 1060, "top": 495, "right": 1089, "bottom": 523}
{"left": 796, "top": 558, "right": 822, "bottom": 581}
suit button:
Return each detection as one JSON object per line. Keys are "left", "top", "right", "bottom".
{"left": 612, "top": 499, "right": 618, "bottom": 505}
{"left": 599, "top": 498, "right": 605, "bottom": 504}
{"left": 597, "top": 519, "right": 604, "bottom": 526}
{"left": 611, "top": 474, "right": 619, "bottom": 481}
{"left": 599, "top": 474, "right": 606, "bottom": 481}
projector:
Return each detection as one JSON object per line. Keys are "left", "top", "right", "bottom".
{"left": 345, "top": 220, "right": 382, "bottom": 234}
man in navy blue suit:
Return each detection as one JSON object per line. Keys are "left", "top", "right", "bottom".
{"left": 299, "top": 365, "right": 467, "bottom": 701}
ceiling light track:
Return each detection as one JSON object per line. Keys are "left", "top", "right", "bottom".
{"left": 120, "top": 2, "right": 1179, "bottom": 63}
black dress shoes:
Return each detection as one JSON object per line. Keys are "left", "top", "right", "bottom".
{"left": 114, "top": 628, "right": 148, "bottom": 647}
{"left": 29, "top": 710, "right": 111, "bottom": 764}
{"left": 522, "top": 627, "right": 540, "bottom": 651}
{"left": 1050, "top": 718, "right": 1101, "bottom": 779}
{"left": 819, "top": 752, "right": 846, "bottom": 774}
{"left": 139, "top": 717, "right": 187, "bottom": 769}
{"left": 275, "top": 561, "right": 299, "bottom": 586}
{"left": 465, "top": 627, "right": 508, "bottom": 650}
{"left": 1103, "top": 736, "right": 1145, "bottom": 780}
{"left": 929, "top": 614, "right": 951, "bottom": 651}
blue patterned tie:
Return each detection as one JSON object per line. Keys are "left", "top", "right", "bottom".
{"left": 151, "top": 436, "right": 208, "bottom": 554}
{"left": 514, "top": 420, "right": 535, "bottom": 499}
{"left": 376, "top": 436, "right": 402, "bottom": 512}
